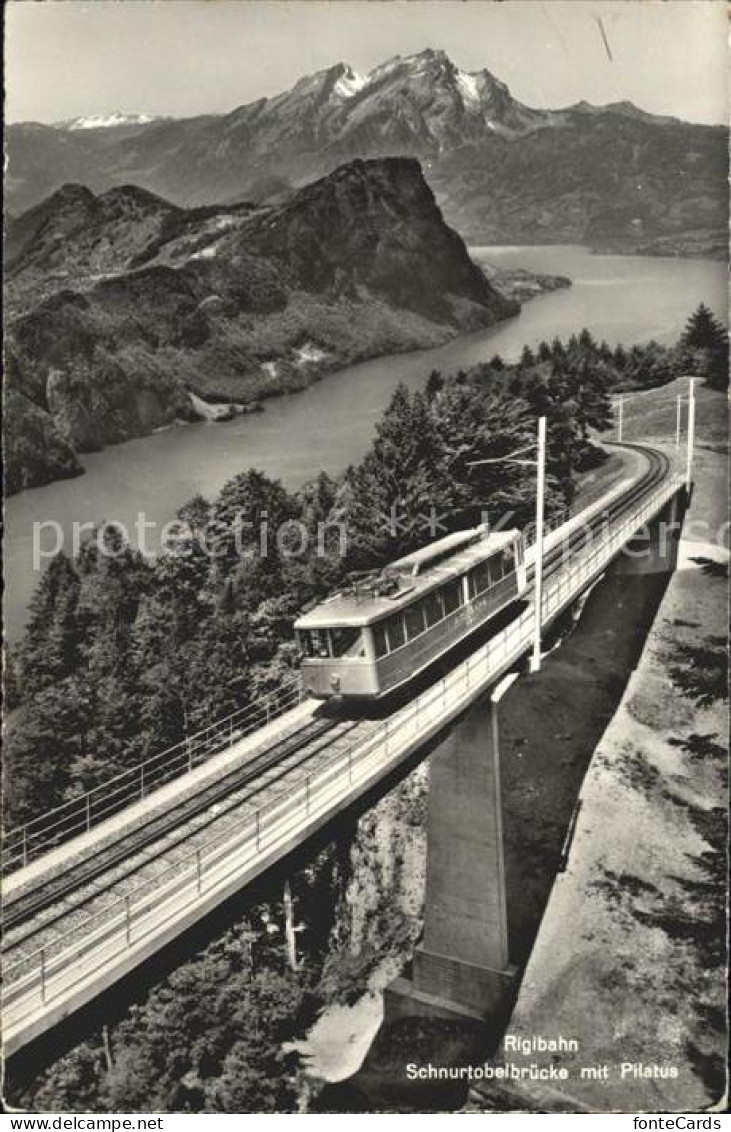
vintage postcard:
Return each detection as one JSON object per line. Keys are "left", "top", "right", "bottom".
{"left": 2, "top": 0, "right": 728, "bottom": 1120}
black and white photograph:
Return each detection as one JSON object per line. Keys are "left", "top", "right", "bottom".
{"left": 2, "top": 0, "right": 728, "bottom": 1120}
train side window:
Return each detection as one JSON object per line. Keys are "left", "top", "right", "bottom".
{"left": 330, "top": 626, "right": 365, "bottom": 658}
{"left": 386, "top": 614, "right": 406, "bottom": 651}
{"left": 423, "top": 591, "right": 443, "bottom": 627}
{"left": 405, "top": 603, "right": 426, "bottom": 641}
{"left": 469, "top": 561, "right": 491, "bottom": 597}
{"left": 441, "top": 579, "right": 462, "bottom": 615}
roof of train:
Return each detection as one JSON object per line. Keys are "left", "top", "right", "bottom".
{"left": 295, "top": 527, "right": 520, "bottom": 629}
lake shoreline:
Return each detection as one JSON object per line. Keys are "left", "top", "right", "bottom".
{"left": 4, "top": 245, "right": 725, "bottom": 642}
{"left": 5, "top": 261, "right": 570, "bottom": 502}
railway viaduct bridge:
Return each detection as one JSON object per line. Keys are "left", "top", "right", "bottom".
{"left": 2, "top": 440, "right": 691, "bottom": 1056}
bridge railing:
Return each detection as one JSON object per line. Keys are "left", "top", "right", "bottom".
{"left": 3, "top": 471, "right": 684, "bottom": 1025}
{"left": 2, "top": 676, "right": 304, "bottom": 875}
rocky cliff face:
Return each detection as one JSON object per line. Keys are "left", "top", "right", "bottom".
{"left": 6, "top": 183, "right": 182, "bottom": 300}
{"left": 7, "top": 49, "right": 727, "bottom": 254}
{"left": 4, "top": 158, "right": 516, "bottom": 494}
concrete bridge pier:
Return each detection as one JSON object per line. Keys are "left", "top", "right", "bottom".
{"left": 615, "top": 487, "right": 687, "bottom": 577}
{"left": 385, "top": 678, "right": 518, "bottom": 1023}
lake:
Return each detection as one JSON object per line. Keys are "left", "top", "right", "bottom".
{"left": 4, "top": 245, "right": 725, "bottom": 640}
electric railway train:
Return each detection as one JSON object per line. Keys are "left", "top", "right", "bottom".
{"left": 295, "top": 525, "right": 527, "bottom": 700}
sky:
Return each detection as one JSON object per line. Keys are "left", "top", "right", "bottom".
{"left": 5, "top": 1, "right": 728, "bottom": 126}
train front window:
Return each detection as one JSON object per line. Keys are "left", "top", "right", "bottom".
{"left": 502, "top": 546, "right": 515, "bottom": 574}
{"left": 373, "top": 622, "right": 389, "bottom": 658}
{"left": 330, "top": 627, "right": 365, "bottom": 659}
{"left": 300, "top": 629, "right": 330, "bottom": 658}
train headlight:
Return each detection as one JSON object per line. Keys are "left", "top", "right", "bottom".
{"left": 330, "top": 674, "right": 341, "bottom": 692}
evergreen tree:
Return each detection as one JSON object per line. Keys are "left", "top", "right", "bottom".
{"left": 681, "top": 303, "right": 724, "bottom": 350}
{"left": 578, "top": 327, "right": 597, "bottom": 352}
{"left": 425, "top": 368, "right": 444, "bottom": 399}
{"left": 177, "top": 493, "right": 212, "bottom": 534}
{"left": 206, "top": 470, "right": 299, "bottom": 608}
{"left": 4, "top": 676, "right": 93, "bottom": 825}
{"left": 20, "top": 552, "right": 81, "bottom": 695}
{"left": 614, "top": 343, "right": 628, "bottom": 369}
{"left": 343, "top": 384, "right": 449, "bottom": 567}
{"left": 3, "top": 647, "right": 21, "bottom": 711}
{"left": 679, "top": 304, "right": 728, "bottom": 390}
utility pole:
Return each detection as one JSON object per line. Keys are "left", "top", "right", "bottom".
{"left": 675, "top": 393, "right": 683, "bottom": 449}
{"left": 685, "top": 378, "right": 696, "bottom": 492}
{"left": 530, "top": 416, "right": 547, "bottom": 674}
{"left": 617, "top": 395, "right": 624, "bottom": 442}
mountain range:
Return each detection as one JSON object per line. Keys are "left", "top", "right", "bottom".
{"left": 7, "top": 49, "right": 727, "bottom": 255}
{"left": 4, "top": 158, "right": 517, "bottom": 495}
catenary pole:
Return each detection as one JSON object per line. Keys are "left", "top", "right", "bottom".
{"left": 530, "top": 416, "right": 547, "bottom": 673}
{"left": 685, "top": 378, "right": 696, "bottom": 492}
{"left": 617, "top": 395, "right": 624, "bottom": 442}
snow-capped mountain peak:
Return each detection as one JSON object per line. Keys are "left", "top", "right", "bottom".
{"left": 61, "top": 112, "right": 160, "bottom": 131}
{"left": 333, "top": 66, "right": 367, "bottom": 100}
{"left": 455, "top": 69, "right": 481, "bottom": 106}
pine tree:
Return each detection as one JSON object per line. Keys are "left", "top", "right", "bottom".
{"left": 614, "top": 343, "right": 628, "bottom": 369}
{"left": 520, "top": 344, "right": 536, "bottom": 368}
{"left": 20, "top": 552, "right": 81, "bottom": 694}
{"left": 425, "top": 368, "right": 444, "bottom": 399}
{"left": 207, "top": 470, "right": 298, "bottom": 607}
{"left": 177, "top": 493, "right": 212, "bottom": 534}
{"left": 4, "top": 676, "right": 93, "bottom": 825}
{"left": 578, "top": 327, "right": 597, "bottom": 353}
{"left": 680, "top": 304, "right": 728, "bottom": 390}
{"left": 681, "top": 304, "right": 723, "bottom": 350}
{"left": 343, "top": 384, "right": 449, "bottom": 567}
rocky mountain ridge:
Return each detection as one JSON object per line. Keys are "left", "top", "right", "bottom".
{"left": 4, "top": 157, "right": 517, "bottom": 495}
{"left": 7, "top": 49, "right": 727, "bottom": 254}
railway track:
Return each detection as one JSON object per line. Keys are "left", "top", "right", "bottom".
{"left": 3, "top": 714, "right": 371, "bottom": 954}
{"left": 3, "top": 442, "right": 673, "bottom": 966}
{"left": 534, "top": 441, "right": 670, "bottom": 585}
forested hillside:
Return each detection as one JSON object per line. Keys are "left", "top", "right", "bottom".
{"left": 5, "top": 309, "right": 728, "bottom": 1112}
{"left": 4, "top": 158, "right": 515, "bottom": 495}
{"left": 6, "top": 306, "right": 726, "bottom": 829}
